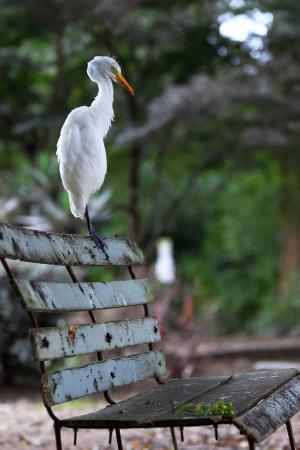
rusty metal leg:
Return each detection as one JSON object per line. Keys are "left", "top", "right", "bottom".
{"left": 108, "top": 428, "right": 113, "bottom": 444}
{"left": 214, "top": 424, "right": 219, "bottom": 441}
{"left": 170, "top": 427, "right": 179, "bottom": 450}
{"left": 247, "top": 437, "right": 255, "bottom": 450}
{"left": 180, "top": 426, "right": 184, "bottom": 442}
{"left": 115, "top": 428, "right": 123, "bottom": 450}
{"left": 73, "top": 428, "right": 78, "bottom": 445}
{"left": 286, "top": 420, "right": 296, "bottom": 450}
{"left": 54, "top": 423, "right": 62, "bottom": 450}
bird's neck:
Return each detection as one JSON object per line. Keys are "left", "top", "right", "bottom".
{"left": 90, "top": 76, "right": 114, "bottom": 138}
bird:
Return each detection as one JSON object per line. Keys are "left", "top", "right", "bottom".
{"left": 56, "top": 56, "right": 134, "bottom": 260}
{"left": 155, "top": 237, "right": 176, "bottom": 284}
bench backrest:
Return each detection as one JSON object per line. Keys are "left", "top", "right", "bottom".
{"left": 0, "top": 223, "right": 166, "bottom": 407}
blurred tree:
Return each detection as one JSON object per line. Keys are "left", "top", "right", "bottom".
{"left": 0, "top": 0, "right": 300, "bottom": 354}
{"left": 0, "top": 0, "right": 226, "bottom": 238}
{"left": 218, "top": 0, "right": 300, "bottom": 298}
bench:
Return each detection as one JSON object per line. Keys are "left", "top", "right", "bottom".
{"left": 0, "top": 221, "right": 300, "bottom": 450}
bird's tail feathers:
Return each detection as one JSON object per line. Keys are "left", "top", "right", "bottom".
{"left": 68, "top": 192, "right": 86, "bottom": 220}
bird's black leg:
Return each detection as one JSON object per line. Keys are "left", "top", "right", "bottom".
{"left": 84, "top": 206, "right": 109, "bottom": 262}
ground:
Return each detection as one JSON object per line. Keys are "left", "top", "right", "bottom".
{"left": 0, "top": 397, "right": 299, "bottom": 449}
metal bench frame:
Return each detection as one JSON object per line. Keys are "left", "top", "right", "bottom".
{"left": 0, "top": 222, "right": 299, "bottom": 450}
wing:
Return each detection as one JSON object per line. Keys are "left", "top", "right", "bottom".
{"left": 57, "top": 107, "right": 107, "bottom": 217}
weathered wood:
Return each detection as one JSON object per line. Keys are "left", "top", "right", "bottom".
{"left": 4, "top": 220, "right": 300, "bottom": 448}
{"left": 61, "top": 376, "right": 231, "bottom": 428}
{"left": 0, "top": 222, "right": 144, "bottom": 266}
{"left": 43, "top": 351, "right": 166, "bottom": 405}
{"left": 30, "top": 318, "right": 161, "bottom": 361}
{"left": 181, "top": 369, "right": 299, "bottom": 418}
{"left": 234, "top": 375, "right": 300, "bottom": 442}
{"left": 17, "top": 278, "right": 153, "bottom": 312}
{"left": 191, "top": 336, "right": 300, "bottom": 361}
{"left": 60, "top": 370, "right": 300, "bottom": 429}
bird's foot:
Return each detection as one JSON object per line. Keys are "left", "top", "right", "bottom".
{"left": 84, "top": 206, "right": 109, "bottom": 262}
{"left": 90, "top": 231, "right": 110, "bottom": 262}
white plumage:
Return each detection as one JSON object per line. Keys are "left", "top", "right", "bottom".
{"left": 57, "top": 56, "right": 133, "bottom": 220}
{"left": 155, "top": 238, "right": 176, "bottom": 284}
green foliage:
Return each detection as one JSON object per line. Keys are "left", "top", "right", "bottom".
{"left": 176, "top": 401, "right": 234, "bottom": 417}
{"left": 174, "top": 156, "right": 283, "bottom": 334}
{"left": 0, "top": 0, "right": 300, "bottom": 345}
{"left": 257, "top": 275, "right": 300, "bottom": 335}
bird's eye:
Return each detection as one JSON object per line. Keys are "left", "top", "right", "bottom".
{"left": 111, "top": 66, "right": 119, "bottom": 75}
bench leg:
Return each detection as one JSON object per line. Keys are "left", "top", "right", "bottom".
{"left": 115, "top": 428, "right": 123, "bottom": 450}
{"left": 247, "top": 437, "right": 255, "bottom": 450}
{"left": 170, "top": 427, "right": 179, "bottom": 450}
{"left": 286, "top": 420, "right": 296, "bottom": 450}
{"left": 54, "top": 423, "right": 62, "bottom": 450}
{"left": 108, "top": 428, "right": 113, "bottom": 444}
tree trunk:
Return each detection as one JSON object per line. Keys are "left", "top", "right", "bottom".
{"left": 278, "top": 222, "right": 300, "bottom": 297}
{"left": 127, "top": 95, "right": 142, "bottom": 241}
{"left": 128, "top": 142, "right": 142, "bottom": 241}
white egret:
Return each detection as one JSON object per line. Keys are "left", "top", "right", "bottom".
{"left": 56, "top": 56, "right": 134, "bottom": 259}
{"left": 155, "top": 238, "right": 176, "bottom": 284}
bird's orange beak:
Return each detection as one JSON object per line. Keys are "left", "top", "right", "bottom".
{"left": 115, "top": 72, "right": 135, "bottom": 95}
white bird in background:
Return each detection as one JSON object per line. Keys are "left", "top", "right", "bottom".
{"left": 155, "top": 238, "right": 176, "bottom": 284}
{"left": 56, "top": 56, "right": 134, "bottom": 259}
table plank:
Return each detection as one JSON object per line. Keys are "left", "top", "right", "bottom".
{"left": 61, "top": 369, "right": 299, "bottom": 429}
{"left": 61, "top": 376, "right": 231, "bottom": 428}
{"left": 234, "top": 375, "right": 300, "bottom": 442}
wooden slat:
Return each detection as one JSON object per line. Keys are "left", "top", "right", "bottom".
{"left": 30, "top": 318, "right": 161, "bottom": 361}
{"left": 17, "top": 278, "right": 153, "bottom": 312}
{"left": 61, "top": 376, "right": 231, "bottom": 429}
{"left": 60, "top": 370, "right": 300, "bottom": 430}
{"left": 234, "top": 375, "right": 300, "bottom": 442}
{"left": 178, "top": 369, "right": 299, "bottom": 418}
{"left": 0, "top": 222, "right": 144, "bottom": 266}
{"left": 42, "top": 351, "right": 166, "bottom": 405}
